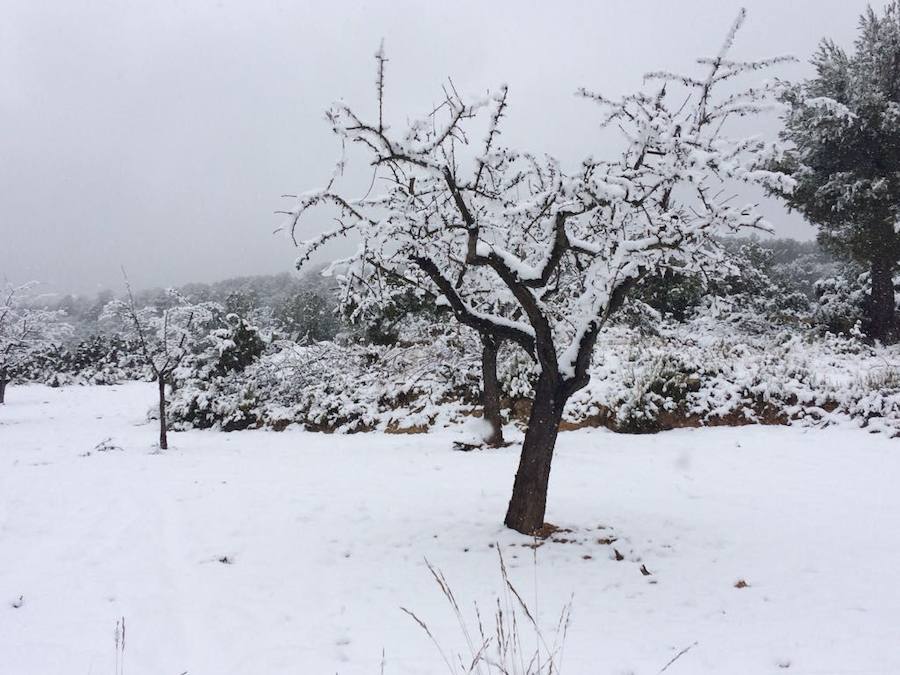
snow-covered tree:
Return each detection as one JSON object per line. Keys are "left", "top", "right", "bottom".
{"left": 273, "top": 289, "right": 341, "bottom": 342}
{"left": 811, "top": 263, "right": 900, "bottom": 336}
{"left": 288, "top": 13, "right": 793, "bottom": 533}
{"left": 0, "top": 282, "right": 71, "bottom": 403}
{"left": 205, "top": 313, "right": 267, "bottom": 376}
{"left": 102, "top": 280, "right": 220, "bottom": 449}
{"left": 772, "top": 1, "right": 900, "bottom": 342}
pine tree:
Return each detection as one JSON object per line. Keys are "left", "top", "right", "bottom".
{"left": 773, "top": 2, "right": 900, "bottom": 342}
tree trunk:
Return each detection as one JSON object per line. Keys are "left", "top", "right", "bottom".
{"left": 0, "top": 375, "right": 7, "bottom": 405}
{"left": 867, "top": 254, "right": 897, "bottom": 343}
{"left": 157, "top": 374, "right": 168, "bottom": 450}
{"left": 504, "top": 373, "right": 566, "bottom": 534}
{"left": 481, "top": 337, "right": 504, "bottom": 447}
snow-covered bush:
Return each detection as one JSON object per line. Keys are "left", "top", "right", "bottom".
{"left": 166, "top": 314, "right": 269, "bottom": 430}
{"left": 197, "top": 313, "right": 268, "bottom": 378}
{"left": 10, "top": 335, "right": 150, "bottom": 386}
{"left": 813, "top": 268, "right": 869, "bottom": 335}
{"left": 811, "top": 267, "right": 900, "bottom": 338}
{"left": 166, "top": 314, "right": 899, "bottom": 437}
{"left": 633, "top": 238, "right": 812, "bottom": 328}
{"left": 564, "top": 316, "right": 900, "bottom": 435}
{"left": 0, "top": 281, "right": 72, "bottom": 403}
{"left": 167, "top": 325, "right": 482, "bottom": 433}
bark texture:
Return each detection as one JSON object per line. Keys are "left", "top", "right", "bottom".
{"left": 480, "top": 337, "right": 504, "bottom": 447}
{"left": 868, "top": 254, "right": 897, "bottom": 343}
{"left": 503, "top": 374, "right": 566, "bottom": 534}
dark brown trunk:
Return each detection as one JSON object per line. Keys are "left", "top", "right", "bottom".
{"left": 0, "top": 376, "right": 7, "bottom": 405}
{"left": 481, "top": 337, "right": 504, "bottom": 447}
{"left": 504, "top": 373, "right": 566, "bottom": 534}
{"left": 867, "top": 254, "right": 897, "bottom": 343}
{"left": 158, "top": 374, "right": 168, "bottom": 450}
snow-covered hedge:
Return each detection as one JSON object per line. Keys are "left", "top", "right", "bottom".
{"left": 10, "top": 336, "right": 151, "bottom": 386}
{"left": 165, "top": 314, "right": 900, "bottom": 437}
{"left": 563, "top": 319, "right": 900, "bottom": 435}
{"left": 167, "top": 329, "right": 483, "bottom": 433}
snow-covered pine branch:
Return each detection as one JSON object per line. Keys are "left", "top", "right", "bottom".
{"left": 770, "top": 0, "right": 900, "bottom": 342}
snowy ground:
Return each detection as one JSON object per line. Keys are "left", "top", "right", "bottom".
{"left": 1, "top": 384, "right": 898, "bottom": 675}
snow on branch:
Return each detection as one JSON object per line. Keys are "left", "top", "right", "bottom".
{"left": 0, "top": 282, "right": 72, "bottom": 379}
{"left": 289, "top": 17, "right": 792, "bottom": 386}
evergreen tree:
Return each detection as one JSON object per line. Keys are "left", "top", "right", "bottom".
{"left": 773, "top": 2, "right": 900, "bottom": 341}
{"left": 274, "top": 290, "right": 340, "bottom": 342}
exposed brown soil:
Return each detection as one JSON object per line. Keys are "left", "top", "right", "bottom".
{"left": 531, "top": 522, "right": 573, "bottom": 539}
{"left": 385, "top": 420, "right": 430, "bottom": 435}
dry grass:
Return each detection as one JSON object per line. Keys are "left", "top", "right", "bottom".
{"left": 113, "top": 616, "right": 126, "bottom": 675}
{"left": 862, "top": 365, "right": 900, "bottom": 391}
{"left": 401, "top": 548, "right": 572, "bottom": 675}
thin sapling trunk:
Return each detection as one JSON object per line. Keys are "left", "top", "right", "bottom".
{"left": 112, "top": 270, "right": 203, "bottom": 451}
{"left": 157, "top": 373, "right": 168, "bottom": 450}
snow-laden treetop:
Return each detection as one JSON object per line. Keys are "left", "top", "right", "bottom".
{"left": 287, "top": 9, "right": 795, "bottom": 384}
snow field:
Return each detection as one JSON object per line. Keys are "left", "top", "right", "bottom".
{"left": 1, "top": 383, "right": 898, "bottom": 674}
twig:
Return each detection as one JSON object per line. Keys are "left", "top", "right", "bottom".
{"left": 659, "top": 641, "right": 698, "bottom": 673}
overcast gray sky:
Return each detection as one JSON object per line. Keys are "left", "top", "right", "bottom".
{"left": 0, "top": 0, "right": 887, "bottom": 295}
